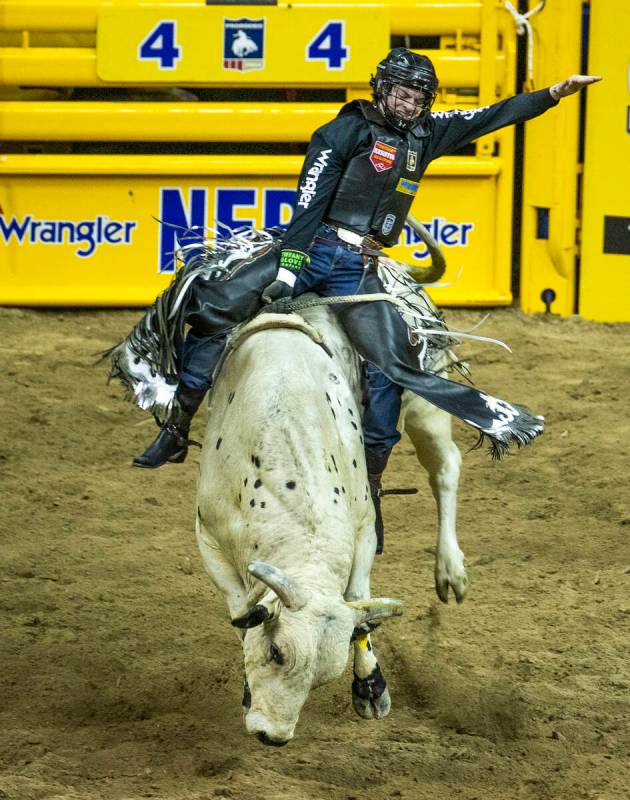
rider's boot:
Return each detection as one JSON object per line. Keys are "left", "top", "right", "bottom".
{"left": 365, "top": 446, "right": 392, "bottom": 555}
{"left": 132, "top": 385, "right": 207, "bottom": 469}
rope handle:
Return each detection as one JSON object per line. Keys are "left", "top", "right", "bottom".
{"left": 503, "top": 1, "right": 546, "bottom": 90}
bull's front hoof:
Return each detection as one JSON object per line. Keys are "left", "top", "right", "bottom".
{"left": 255, "top": 731, "right": 289, "bottom": 747}
{"left": 351, "top": 665, "right": 391, "bottom": 720}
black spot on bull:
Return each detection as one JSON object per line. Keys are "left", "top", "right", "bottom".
{"left": 228, "top": 391, "right": 236, "bottom": 404}
{"left": 216, "top": 437, "right": 222, "bottom": 450}
{"left": 352, "top": 664, "right": 387, "bottom": 702}
{"left": 254, "top": 478, "right": 262, "bottom": 489}
{"left": 286, "top": 481, "right": 296, "bottom": 490}
{"left": 250, "top": 499, "right": 256, "bottom": 508}
{"left": 331, "top": 454, "right": 338, "bottom": 473}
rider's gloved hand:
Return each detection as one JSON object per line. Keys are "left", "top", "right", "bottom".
{"left": 261, "top": 249, "right": 310, "bottom": 304}
{"left": 262, "top": 279, "right": 293, "bottom": 304}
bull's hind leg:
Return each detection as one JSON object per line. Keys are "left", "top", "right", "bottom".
{"left": 346, "top": 521, "right": 391, "bottom": 720}
{"left": 402, "top": 393, "right": 468, "bottom": 604}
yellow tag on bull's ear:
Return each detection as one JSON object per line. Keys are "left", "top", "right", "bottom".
{"left": 356, "top": 634, "right": 370, "bottom": 652}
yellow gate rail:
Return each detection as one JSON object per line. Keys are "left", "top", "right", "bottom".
{"left": 0, "top": 1, "right": 489, "bottom": 35}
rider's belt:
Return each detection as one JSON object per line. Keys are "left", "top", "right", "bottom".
{"left": 324, "top": 222, "right": 385, "bottom": 252}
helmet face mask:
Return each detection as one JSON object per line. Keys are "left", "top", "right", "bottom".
{"left": 370, "top": 48, "right": 439, "bottom": 131}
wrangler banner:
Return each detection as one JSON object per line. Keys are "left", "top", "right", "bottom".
{"left": 0, "top": 157, "right": 502, "bottom": 307}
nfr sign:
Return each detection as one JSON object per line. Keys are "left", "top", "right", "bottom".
{"left": 157, "top": 186, "right": 476, "bottom": 273}
{"left": 158, "top": 187, "right": 295, "bottom": 272}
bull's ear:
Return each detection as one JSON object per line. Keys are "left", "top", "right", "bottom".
{"left": 231, "top": 604, "right": 273, "bottom": 629}
{"left": 347, "top": 598, "right": 403, "bottom": 625}
{"left": 248, "top": 561, "right": 308, "bottom": 611}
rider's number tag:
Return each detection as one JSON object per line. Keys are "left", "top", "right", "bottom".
{"left": 97, "top": 6, "right": 388, "bottom": 83}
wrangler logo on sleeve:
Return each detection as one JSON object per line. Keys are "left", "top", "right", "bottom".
{"left": 369, "top": 141, "right": 397, "bottom": 172}
{"left": 297, "top": 148, "right": 332, "bottom": 209}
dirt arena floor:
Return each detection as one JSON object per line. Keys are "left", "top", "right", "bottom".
{"left": 0, "top": 304, "right": 628, "bottom": 800}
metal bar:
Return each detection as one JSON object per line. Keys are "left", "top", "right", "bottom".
{"left": 476, "top": 0, "right": 498, "bottom": 157}
{"left": 0, "top": 101, "right": 339, "bottom": 142}
{"left": 0, "top": 47, "right": 97, "bottom": 86}
{"left": 0, "top": 1, "right": 484, "bottom": 35}
{"left": 1, "top": 99, "right": 495, "bottom": 141}
{"left": 0, "top": 153, "right": 502, "bottom": 175}
{"left": 0, "top": 47, "right": 505, "bottom": 88}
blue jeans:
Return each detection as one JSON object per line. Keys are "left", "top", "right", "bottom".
{"left": 295, "top": 225, "right": 402, "bottom": 456}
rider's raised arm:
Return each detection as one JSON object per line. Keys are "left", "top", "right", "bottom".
{"left": 427, "top": 88, "right": 557, "bottom": 160}
{"left": 428, "top": 75, "right": 601, "bottom": 160}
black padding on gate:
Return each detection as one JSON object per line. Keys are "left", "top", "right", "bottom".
{"left": 603, "top": 216, "right": 630, "bottom": 255}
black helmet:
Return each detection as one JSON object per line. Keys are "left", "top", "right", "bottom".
{"left": 370, "top": 48, "right": 439, "bottom": 130}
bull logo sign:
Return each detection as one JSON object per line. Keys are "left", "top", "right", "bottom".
{"left": 223, "top": 18, "right": 265, "bottom": 72}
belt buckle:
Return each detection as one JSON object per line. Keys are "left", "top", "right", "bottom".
{"left": 336, "top": 227, "right": 365, "bottom": 247}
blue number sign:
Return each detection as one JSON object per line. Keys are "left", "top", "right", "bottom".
{"left": 138, "top": 21, "right": 182, "bottom": 70}
{"left": 306, "top": 21, "right": 349, "bottom": 70}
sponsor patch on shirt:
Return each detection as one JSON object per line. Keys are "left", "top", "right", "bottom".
{"left": 406, "top": 150, "right": 417, "bottom": 171}
{"left": 369, "top": 141, "right": 397, "bottom": 172}
{"left": 396, "top": 177, "right": 419, "bottom": 196}
{"left": 382, "top": 214, "right": 396, "bottom": 236}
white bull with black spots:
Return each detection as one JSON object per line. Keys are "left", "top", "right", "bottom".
{"left": 195, "top": 302, "right": 466, "bottom": 745}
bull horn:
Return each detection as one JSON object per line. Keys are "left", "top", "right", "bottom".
{"left": 346, "top": 598, "right": 403, "bottom": 625}
{"left": 404, "top": 214, "right": 447, "bottom": 285}
{"left": 248, "top": 561, "right": 308, "bottom": 612}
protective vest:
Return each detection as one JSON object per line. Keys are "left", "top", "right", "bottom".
{"left": 325, "top": 101, "right": 427, "bottom": 246}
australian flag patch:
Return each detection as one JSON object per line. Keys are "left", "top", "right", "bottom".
{"left": 223, "top": 18, "right": 265, "bottom": 72}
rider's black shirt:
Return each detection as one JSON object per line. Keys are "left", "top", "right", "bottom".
{"left": 281, "top": 88, "right": 558, "bottom": 252}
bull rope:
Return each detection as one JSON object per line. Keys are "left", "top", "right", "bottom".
{"left": 260, "top": 291, "right": 511, "bottom": 353}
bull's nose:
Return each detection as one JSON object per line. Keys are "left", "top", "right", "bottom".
{"left": 255, "top": 731, "right": 289, "bottom": 748}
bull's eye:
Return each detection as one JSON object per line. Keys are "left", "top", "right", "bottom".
{"left": 269, "top": 642, "right": 284, "bottom": 665}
